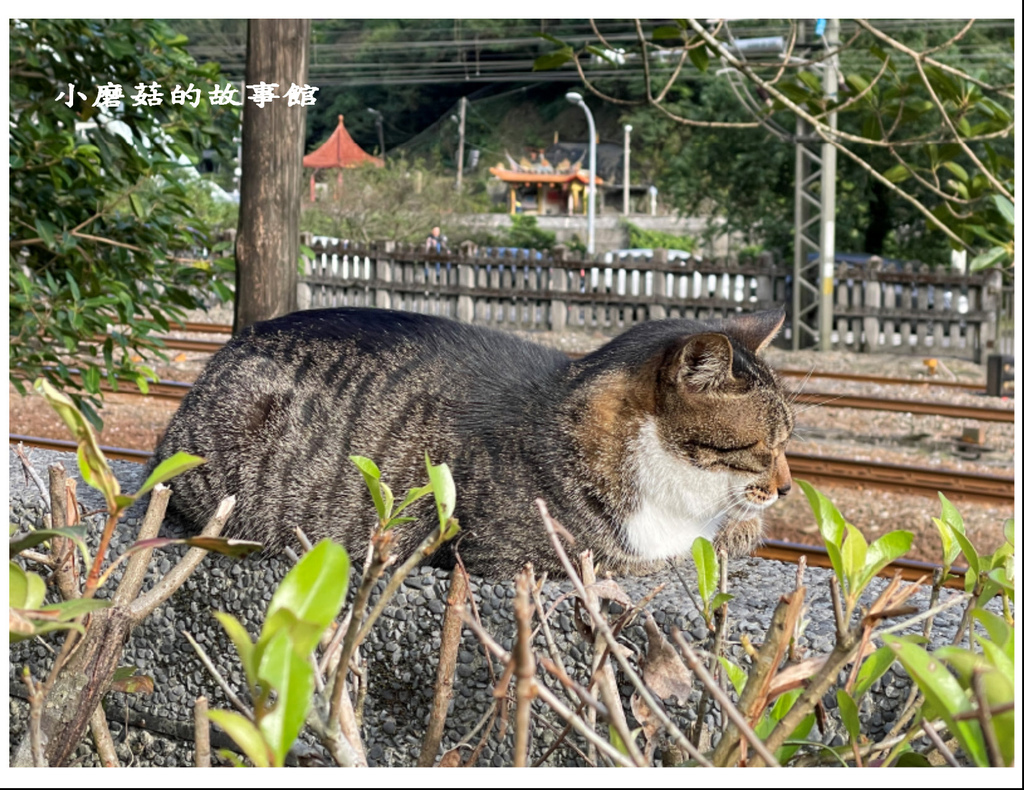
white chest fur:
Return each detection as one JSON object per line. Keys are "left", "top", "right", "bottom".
{"left": 622, "top": 419, "right": 745, "bottom": 562}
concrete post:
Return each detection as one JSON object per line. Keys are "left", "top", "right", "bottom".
{"left": 376, "top": 240, "right": 395, "bottom": 311}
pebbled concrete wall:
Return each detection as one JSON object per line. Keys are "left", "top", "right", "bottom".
{"left": 8, "top": 448, "right": 969, "bottom": 767}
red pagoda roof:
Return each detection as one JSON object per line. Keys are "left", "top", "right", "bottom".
{"left": 303, "top": 114, "right": 383, "bottom": 170}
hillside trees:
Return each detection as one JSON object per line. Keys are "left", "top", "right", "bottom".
{"left": 9, "top": 18, "right": 239, "bottom": 427}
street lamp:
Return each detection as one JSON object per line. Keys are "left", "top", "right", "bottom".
{"left": 566, "top": 91, "right": 596, "bottom": 256}
{"left": 367, "top": 107, "right": 385, "bottom": 161}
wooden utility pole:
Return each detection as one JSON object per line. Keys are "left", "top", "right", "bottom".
{"left": 234, "top": 18, "right": 310, "bottom": 333}
{"left": 455, "top": 96, "right": 467, "bottom": 192}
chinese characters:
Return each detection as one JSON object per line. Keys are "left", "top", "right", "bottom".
{"left": 55, "top": 81, "right": 318, "bottom": 109}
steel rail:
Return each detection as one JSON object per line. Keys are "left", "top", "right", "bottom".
{"left": 776, "top": 367, "right": 986, "bottom": 391}
{"left": 89, "top": 370, "right": 1015, "bottom": 424}
{"left": 790, "top": 391, "right": 1012, "bottom": 423}
{"left": 786, "top": 451, "right": 1013, "bottom": 505}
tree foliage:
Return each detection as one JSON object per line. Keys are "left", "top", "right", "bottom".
{"left": 535, "top": 19, "right": 1014, "bottom": 271}
{"left": 9, "top": 18, "right": 240, "bottom": 427}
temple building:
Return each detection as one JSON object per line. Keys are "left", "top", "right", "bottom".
{"left": 488, "top": 133, "right": 650, "bottom": 215}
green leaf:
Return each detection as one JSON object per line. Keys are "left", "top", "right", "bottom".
{"left": 83, "top": 365, "right": 101, "bottom": 395}
{"left": 854, "top": 645, "right": 895, "bottom": 698}
{"left": 10, "top": 619, "right": 85, "bottom": 643}
{"left": 533, "top": 48, "right": 573, "bottom": 71}
{"left": 710, "top": 592, "right": 734, "bottom": 610}
{"left": 894, "top": 751, "right": 931, "bottom": 767}
{"left": 883, "top": 636, "right": 988, "bottom": 766}
{"left": 689, "top": 41, "right": 709, "bottom": 73}
{"left": 972, "top": 609, "right": 1011, "bottom": 655}
{"left": 841, "top": 523, "right": 868, "bottom": 583}
{"left": 213, "top": 611, "right": 258, "bottom": 696}
{"left": 976, "top": 637, "right": 1014, "bottom": 682}
{"left": 836, "top": 689, "right": 861, "bottom": 742}
{"left": 844, "top": 73, "right": 870, "bottom": 96}
{"left": 256, "top": 630, "right": 315, "bottom": 767}
{"left": 992, "top": 195, "right": 1015, "bottom": 227}
{"left": 34, "top": 218, "right": 57, "bottom": 248}
{"left": 796, "top": 70, "right": 822, "bottom": 94}
{"left": 425, "top": 453, "right": 456, "bottom": 532}
{"left": 969, "top": 246, "right": 1008, "bottom": 271}
{"left": 206, "top": 709, "right": 272, "bottom": 768}
{"left": 34, "top": 597, "right": 112, "bottom": 620}
{"left": 262, "top": 539, "right": 349, "bottom": 656}
{"left": 10, "top": 525, "right": 91, "bottom": 570}
{"left": 65, "top": 271, "right": 81, "bottom": 302}
{"left": 380, "top": 482, "right": 395, "bottom": 522}
{"left": 652, "top": 25, "right": 682, "bottom": 41}
{"left": 931, "top": 516, "right": 962, "bottom": 571}
{"left": 882, "top": 164, "right": 912, "bottom": 184}
{"left": 129, "top": 192, "right": 145, "bottom": 219}
{"left": 777, "top": 712, "right": 815, "bottom": 765}
{"left": 10, "top": 562, "right": 45, "bottom": 609}
{"left": 860, "top": 530, "right": 913, "bottom": 587}
{"left": 1003, "top": 518, "right": 1014, "bottom": 548}
{"left": 691, "top": 536, "right": 718, "bottom": 605}
{"left": 533, "top": 31, "right": 570, "bottom": 47}
{"left": 951, "top": 530, "right": 980, "bottom": 589}
{"left": 350, "top": 455, "right": 385, "bottom": 520}
{"left": 392, "top": 484, "right": 433, "bottom": 519}
{"left": 941, "top": 161, "right": 969, "bottom": 182}
{"left": 135, "top": 451, "right": 206, "bottom": 498}
{"left": 35, "top": 378, "right": 120, "bottom": 507}
{"left": 718, "top": 656, "right": 747, "bottom": 695}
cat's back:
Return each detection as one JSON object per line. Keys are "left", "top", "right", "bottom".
{"left": 153, "top": 308, "right": 569, "bottom": 550}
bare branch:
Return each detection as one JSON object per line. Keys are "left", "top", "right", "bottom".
{"left": 922, "top": 719, "right": 961, "bottom": 766}
{"left": 182, "top": 630, "right": 253, "bottom": 719}
{"left": 855, "top": 18, "right": 998, "bottom": 92}
{"left": 417, "top": 563, "right": 470, "bottom": 767}
{"left": 535, "top": 498, "right": 711, "bottom": 766}
{"left": 20, "top": 669, "right": 46, "bottom": 767}
{"left": 15, "top": 446, "right": 51, "bottom": 509}
{"left": 90, "top": 706, "right": 120, "bottom": 767}
{"left": 673, "top": 631, "right": 780, "bottom": 767}
{"left": 194, "top": 696, "right": 211, "bottom": 768}
{"left": 112, "top": 485, "right": 170, "bottom": 606}
{"left": 128, "top": 496, "right": 234, "bottom": 620}
{"left": 910, "top": 58, "right": 1014, "bottom": 203}
{"left": 458, "top": 604, "right": 635, "bottom": 767}
{"left": 513, "top": 568, "right": 537, "bottom": 767}
{"left": 972, "top": 669, "right": 1005, "bottom": 767}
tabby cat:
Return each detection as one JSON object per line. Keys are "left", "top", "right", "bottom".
{"left": 151, "top": 307, "right": 794, "bottom": 578}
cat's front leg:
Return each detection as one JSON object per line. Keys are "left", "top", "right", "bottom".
{"left": 713, "top": 514, "right": 764, "bottom": 556}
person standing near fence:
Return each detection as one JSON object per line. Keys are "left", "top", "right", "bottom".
{"left": 426, "top": 226, "right": 448, "bottom": 253}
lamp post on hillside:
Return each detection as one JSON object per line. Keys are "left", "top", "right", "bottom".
{"left": 566, "top": 91, "right": 596, "bottom": 256}
{"left": 367, "top": 107, "right": 385, "bottom": 160}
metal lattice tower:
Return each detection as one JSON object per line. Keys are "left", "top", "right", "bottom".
{"left": 791, "top": 19, "right": 839, "bottom": 351}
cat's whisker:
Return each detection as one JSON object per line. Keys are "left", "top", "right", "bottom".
{"left": 793, "top": 393, "right": 847, "bottom": 414}
{"left": 788, "top": 362, "right": 817, "bottom": 401}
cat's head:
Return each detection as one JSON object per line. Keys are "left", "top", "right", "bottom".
{"left": 579, "top": 310, "right": 794, "bottom": 566}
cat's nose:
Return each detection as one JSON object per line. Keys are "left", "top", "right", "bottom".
{"left": 777, "top": 482, "right": 791, "bottom": 498}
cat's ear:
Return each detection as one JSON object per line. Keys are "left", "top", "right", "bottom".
{"left": 721, "top": 310, "right": 785, "bottom": 355}
{"left": 669, "top": 333, "right": 734, "bottom": 392}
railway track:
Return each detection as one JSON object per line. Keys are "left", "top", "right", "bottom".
{"left": 159, "top": 326, "right": 995, "bottom": 393}
{"left": 10, "top": 431, "right": 1013, "bottom": 506}
{"left": 93, "top": 372, "right": 1014, "bottom": 424}
{"left": 7, "top": 434, "right": 973, "bottom": 589}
